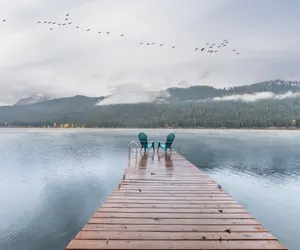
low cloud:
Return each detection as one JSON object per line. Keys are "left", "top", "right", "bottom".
{"left": 213, "top": 91, "right": 300, "bottom": 102}
{"left": 97, "top": 83, "right": 170, "bottom": 105}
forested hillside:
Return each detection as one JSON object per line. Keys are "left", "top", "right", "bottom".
{"left": 2, "top": 80, "right": 300, "bottom": 128}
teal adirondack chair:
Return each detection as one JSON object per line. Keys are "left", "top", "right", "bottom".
{"left": 138, "top": 132, "right": 155, "bottom": 153}
{"left": 158, "top": 133, "right": 175, "bottom": 153}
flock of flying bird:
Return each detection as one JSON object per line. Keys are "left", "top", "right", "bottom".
{"left": 1, "top": 14, "right": 240, "bottom": 55}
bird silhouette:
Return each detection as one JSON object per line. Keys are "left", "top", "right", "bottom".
{"left": 209, "top": 46, "right": 212, "bottom": 48}
{"left": 87, "top": 29, "right": 91, "bottom": 31}
{"left": 37, "top": 21, "right": 41, "bottom": 24}
{"left": 65, "top": 18, "right": 68, "bottom": 21}
{"left": 140, "top": 42, "right": 143, "bottom": 45}
{"left": 146, "top": 43, "right": 150, "bottom": 45}
{"left": 62, "top": 23, "right": 66, "bottom": 26}
{"left": 66, "top": 13, "right": 69, "bottom": 16}
{"left": 214, "top": 50, "right": 218, "bottom": 53}
{"left": 44, "top": 21, "right": 47, "bottom": 23}
{"left": 236, "top": 52, "right": 240, "bottom": 55}
{"left": 2, "top": 19, "right": 6, "bottom": 22}
{"left": 106, "top": 31, "right": 110, "bottom": 34}
{"left": 206, "top": 42, "right": 209, "bottom": 45}
{"left": 172, "top": 46, "right": 175, "bottom": 48}
{"left": 217, "top": 46, "right": 221, "bottom": 48}
{"left": 152, "top": 42, "right": 155, "bottom": 45}
{"left": 160, "top": 44, "right": 163, "bottom": 46}
{"left": 76, "top": 26, "right": 79, "bottom": 28}
{"left": 120, "top": 34, "right": 124, "bottom": 36}
{"left": 50, "top": 28, "right": 53, "bottom": 31}
{"left": 68, "top": 22, "right": 72, "bottom": 25}
{"left": 98, "top": 31, "right": 101, "bottom": 33}
{"left": 52, "top": 22, "right": 56, "bottom": 24}
{"left": 233, "top": 49, "right": 236, "bottom": 51}
{"left": 195, "top": 47, "right": 199, "bottom": 51}
{"left": 201, "top": 47, "right": 205, "bottom": 51}
{"left": 48, "top": 21, "right": 51, "bottom": 24}
{"left": 58, "top": 23, "right": 61, "bottom": 26}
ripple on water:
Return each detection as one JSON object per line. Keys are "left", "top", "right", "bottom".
{"left": 0, "top": 129, "right": 299, "bottom": 250}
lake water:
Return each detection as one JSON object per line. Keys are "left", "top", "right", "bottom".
{"left": 0, "top": 128, "right": 299, "bottom": 250}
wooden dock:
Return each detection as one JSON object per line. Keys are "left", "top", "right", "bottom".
{"left": 66, "top": 151, "right": 287, "bottom": 250}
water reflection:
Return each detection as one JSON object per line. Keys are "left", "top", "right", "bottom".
{"left": 0, "top": 129, "right": 299, "bottom": 250}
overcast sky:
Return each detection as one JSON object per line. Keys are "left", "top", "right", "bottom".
{"left": 0, "top": 0, "right": 300, "bottom": 105}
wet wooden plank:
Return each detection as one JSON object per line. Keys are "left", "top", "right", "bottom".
{"left": 113, "top": 190, "right": 227, "bottom": 195}
{"left": 111, "top": 193, "right": 230, "bottom": 197}
{"left": 100, "top": 203, "right": 244, "bottom": 209}
{"left": 108, "top": 196, "right": 234, "bottom": 201}
{"left": 88, "top": 218, "right": 260, "bottom": 225}
{"left": 98, "top": 208, "right": 248, "bottom": 214}
{"left": 75, "top": 231, "right": 276, "bottom": 240}
{"left": 66, "top": 239, "right": 286, "bottom": 250}
{"left": 93, "top": 212, "right": 253, "bottom": 219}
{"left": 104, "top": 200, "right": 238, "bottom": 204}
{"left": 82, "top": 224, "right": 268, "bottom": 232}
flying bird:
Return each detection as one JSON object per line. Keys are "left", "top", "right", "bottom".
{"left": 76, "top": 26, "right": 79, "bottom": 28}
{"left": 58, "top": 23, "right": 61, "bottom": 26}
{"left": 120, "top": 34, "right": 124, "bottom": 36}
{"left": 233, "top": 49, "right": 236, "bottom": 51}
{"left": 152, "top": 42, "right": 155, "bottom": 45}
{"left": 172, "top": 46, "right": 175, "bottom": 48}
{"left": 146, "top": 43, "right": 150, "bottom": 45}
{"left": 160, "top": 44, "right": 163, "bottom": 46}
{"left": 140, "top": 42, "right": 143, "bottom": 45}
{"left": 217, "top": 46, "right": 221, "bottom": 48}
{"left": 68, "top": 22, "right": 72, "bottom": 25}
{"left": 66, "top": 13, "right": 69, "bottom": 16}
{"left": 195, "top": 47, "right": 199, "bottom": 51}
{"left": 37, "top": 21, "right": 41, "bottom": 24}
{"left": 62, "top": 23, "right": 66, "bottom": 26}
{"left": 98, "top": 31, "right": 101, "bottom": 33}
{"left": 201, "top": 47, "right": 205, "bottom": 51}
{"left": 87, "top": 29, "right": 91, "bottom": 31}
{"left": 48, "top": 21, "right": 51, "bottom": 24}
{"left": 2, "top": 19, "right": 6, "bottom": 22}
{"left": 106, "top": 31, "right": 110, "bottom": 34}
{"left": 44, "top": 21, "right": 47, "bottom": 23}
{"left": 236, "top": 52, "right": 240, "bottom": 55}
{"left": 50, "top": 28, "right": 53, "bottom": 31}
{"left": 206, "top": 42, "right": 209, "bottom": 45}
{"left": 65, "top": 18, "right": 68, "bottom": 21}
{"left": 52, "top": 22, "right": 56, "bottom": 24}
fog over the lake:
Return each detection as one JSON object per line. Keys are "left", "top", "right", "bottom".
{"left": 1, "top": 0, "right": 300, "bottom": 105}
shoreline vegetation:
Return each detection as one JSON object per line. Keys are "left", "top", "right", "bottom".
{"left": 1, "top": 126, "right": 299, "bottom": 130}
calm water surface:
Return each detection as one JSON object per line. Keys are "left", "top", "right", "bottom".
{"left": 0, "top": 129, "right": 299, "bottom": 250}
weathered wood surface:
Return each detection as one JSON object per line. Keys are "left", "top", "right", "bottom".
{"left": 66, "top": 151, "right": 287, "bottom": 250}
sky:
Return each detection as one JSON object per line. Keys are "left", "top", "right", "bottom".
{"left": 1, "top": 0, "right": 300, "bottom": 105}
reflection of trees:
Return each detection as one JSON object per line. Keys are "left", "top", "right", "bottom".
{"left": 0, "top": 176, "right": 108, "bottom": 250}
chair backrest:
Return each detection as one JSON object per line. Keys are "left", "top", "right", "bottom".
{"left": 166, "top": 133, "right": 175, "bottom": 147}
{"left": 138, "top": 132, "right": 148, "bottom": 147}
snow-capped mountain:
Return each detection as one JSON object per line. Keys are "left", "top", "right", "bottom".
{"left": 14, "top": 93, "right": 52, "bottom": 106}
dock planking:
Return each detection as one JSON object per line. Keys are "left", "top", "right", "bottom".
{"left": 66, "top": 151, "right": 287, "bottom": 250}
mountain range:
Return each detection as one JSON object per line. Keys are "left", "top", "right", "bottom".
{"left": 14, "top": 93, "right": 52, "bottom": 106}
{"left": 2, "top": 80, "right": 300, "bottom": 128}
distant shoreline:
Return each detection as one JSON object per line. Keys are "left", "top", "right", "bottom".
{"left": 1, "top": 127, "right": 299, "bottom": 131}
